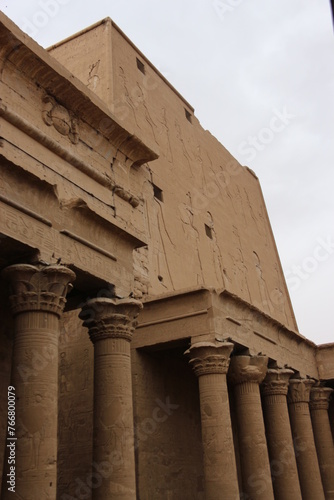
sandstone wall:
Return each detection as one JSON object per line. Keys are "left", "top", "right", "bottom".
{"left": 57, "top": 309, "right": 94, "bottom": 497}
{"left": 57, "top": 312, "right": 205, "bottom": 499}
{"left": 49, "top": 19, "right": 297, "bottom": 331}
{"left": 132, "top": 347, "right": 204, "bottom": 499}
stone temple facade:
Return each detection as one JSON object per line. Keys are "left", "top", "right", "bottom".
{"left": 0, "top": 12, "right": 333, "bottom": 500}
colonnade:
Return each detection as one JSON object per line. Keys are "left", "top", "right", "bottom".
{"left": 1, "top": 264, "right": 141, "bottom": 500}
{"left": 1, "top": 263, "right": 333, "bottom": 499}
{"left": 187, "top": 342, "right": 334, "bottom": 500}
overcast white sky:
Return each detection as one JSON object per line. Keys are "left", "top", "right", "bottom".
{"left": 1, "top": 0, "right": 333, "bottom": 345}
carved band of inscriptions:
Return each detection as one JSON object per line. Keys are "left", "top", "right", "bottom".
{"left": 229, "top": 355, "right": 268, "bottom": 386}
{"left": 80, "top": 298, "right": 143, "bottom": 343}
{"left": 0, "top": 194, "right": 52, "bottom": 227}
{"left": 287, "top": 378, "right": 315, "bottom": 405}
{"left": 1, "top": 264, "right": 75, "bottom": 316}
{"left": 0, "top": 202, "right": 125, "bottom": 283}
{"left": 261, "top": 368, "right": 294, "bottom": 397}
{"left": 42, "top": 95, "right": 79, "bottom": 144}
{"left": 185, "top": 342, "right": 234, "bottom": 377}
{"left": 310, "top": 386, "right": 333, "bottom": 411}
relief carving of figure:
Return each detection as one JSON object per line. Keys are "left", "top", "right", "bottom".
{"left": 158, "top": 108, "right": 173, "bottom": 162}
{"left": 59, "top": 352, "right": 71, "bottom": 394}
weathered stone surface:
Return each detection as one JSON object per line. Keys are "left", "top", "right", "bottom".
{"left": 186, "top": 342, "right": 239, "bottom": 499}
{"left": 1, "top": 264, "right": 75, "bottom": 499}
{"left": 49, "top": 17, "right": 298, "bottom": 330}
{"left": 0, "top": 11, "right": 333, "bottom": 500}
{"left": 310, "top": 386, "right": 334, "bottom": 499}
{"left": 229, "top": 355, "right": 275, "bottom": 500}
{"left": 80, "top": 298, "right": 142, "bottom": 499}
{"left": 261, "top": 369, "right": 302, "bottom": 500}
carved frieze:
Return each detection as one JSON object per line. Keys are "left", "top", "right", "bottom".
{"left": 42, "top": 95, "right": 79, "bottom": 144}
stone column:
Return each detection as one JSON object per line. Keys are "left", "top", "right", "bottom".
{"left": 288, "top": 379, "right": 325, "bottom": 500}
{"left": 229, "top": 355, "right": 274, "bottom": 500}
{"left": 329, "top": 396, "right": 334, "bottom": 442}
{"left": 310, "top": 386, "right": 334, "bottom": 499}
{"left": 185, "top": 341, "right": 239, "bottom": 500}
{"left": 261, "top": 368, "right": 302, "bottom": 500}
{"left": 1, "top": 264, "right": 75, "bottom": 500}
{"left": 79, "top": 298, "right": 142, "bottom": 500}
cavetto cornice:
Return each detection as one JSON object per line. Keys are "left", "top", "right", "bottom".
{"left": 0, "top": 12, "right": 159, "bottom": 168}
{"left": 218, "top": 289, "right": 317, "bottom": 348}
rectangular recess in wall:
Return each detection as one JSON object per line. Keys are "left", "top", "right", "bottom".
{"left": 205, "top": 224, "right": 213, "bottom": 239}
{"left": 153, "top": 183, "right": 163, "bottom": 202}
{"left": 136, "top": 57, "right": 146, "bottom": 74}
{"left": 185, "top": 108, "right": 192, "bottom": 123}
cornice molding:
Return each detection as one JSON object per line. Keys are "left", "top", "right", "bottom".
{"left": 0, "top": 12, "right": 159, "bottom": 168}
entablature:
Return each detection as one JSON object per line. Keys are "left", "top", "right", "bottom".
{"left": 134, "top": 287, "right": 319, "bottom": 379}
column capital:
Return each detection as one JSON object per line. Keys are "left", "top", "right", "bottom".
{"left": 229, "top": 355, "right": 268, "bottom": 386}
{"left": 287, "top": 378, "right": 315, "bottom": 404}
{"left": 185, "top": 341, "right": 234, "bottom": 377}
{"left": 310, "top": 386, "right": 333, "bottom": 411}
{"left": 261, "top": 368, "right": 294, "bottom": 397}
{"left": 79, "top": 297, "right": 143, "bottom": 343}
{"left": 2, "top": 264, "right": 75, "bottom": 316}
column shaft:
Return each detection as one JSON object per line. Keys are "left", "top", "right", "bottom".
{"left": 329, "top": 397, "right": 334, "bottom": 442}
{"left": 94, "top": 337, "right": 135, "bottom": 494}
{"left": 1, "top": 264, "right": 75, "bottom": 500}
{"left": 310, "top": 387, "right": 334, "bottom": 499}
{"left": 288, "top": 379, "right": 325, "bottom": 500}
{"left": 229, "top": 355, "right": 274, "bottom": 500}
{"left": 80, "top": 298, "right": 142, "bottom": 500}
{"left": 186, "top": 342, "right": 239, "bottom": 500}
{"left": 261, "top": 369, "right": 302, "bottom": 500}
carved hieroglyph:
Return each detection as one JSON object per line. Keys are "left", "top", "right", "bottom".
{"left": 261, "top": 369, "right": 302, "bottom": 500}
{"left": 185, "top": 342, "right": 239, "bottom": 500}
{"left": 288, "top": 379, "right": 325, "bottom": 500}
{"left": 80, "top": 298, "right": 142, "bottom": 500}
{"left": 1, "top": 264, "right": 75, "bottom": 500}
{"left": 229, "top": 355, "right": 275, "bottom": 500}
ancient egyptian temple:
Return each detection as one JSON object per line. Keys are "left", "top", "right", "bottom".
{"left": 0, "top": 12, "right": 333, "bottom": 500}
